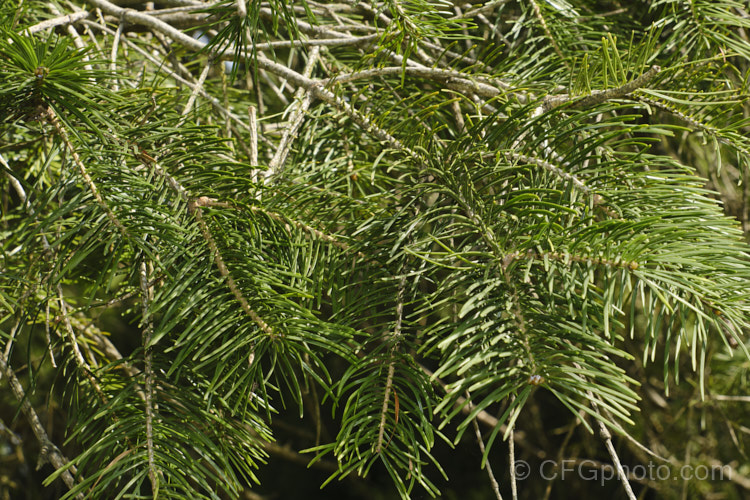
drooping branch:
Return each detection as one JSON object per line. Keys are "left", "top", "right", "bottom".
{"left": 528, "top": 0, "right": 567, "bottom": 65}
{"left": 376, "top": 274, "right": 407, "bottom": 454}
{"left": 505, "top": 152, "right": 591, "bottom": 194}
{"left": 46, "top": 107, "right": 128, "bottom": 236}
{"left": 139, "top": 259, "right": 160, "bottom": 492}
{"left": 189, "top": 197, "right": 274, "bottom": 336}
{"left": 0, "top": 355, "right": 82, "bottom": 496}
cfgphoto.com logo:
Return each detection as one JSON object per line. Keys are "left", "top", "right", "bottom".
{"left": 513, "top": 460, "right": 731, "bottom": 486}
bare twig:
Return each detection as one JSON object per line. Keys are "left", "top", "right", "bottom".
{"left": 574, "top": 360, "right": 636, "bottom": 500}
{"left": 509, "top": 424, "right": 518, "bottom": 500}
{"left": 453, "top": 0, "right": 513, "bottom": 20}
{"left": 329, "top": 65, "right": 510, "bottom": 98}
{"left": 110, "top": 17, "right": 125, "bottom": 92}
{"left": 468, "top": 392, "right": 503, "bottom": 500}
{"left": 259, "top": 69, "right": 290, "bottom": 105}
{"left": 248, "top": 105, "right": 259, "bottom": 168}
{"left": 236, "top": 0, "right": 246, "bottom": 18}
{"left": 266, "top": 46, "right": 321, "bottom": 181}
{"left": 598, "top": 419, "right": 637, "bottom": 500}
{"left": 178, "top": 58, "right": 213, "bottom": 125}
{"left": 711, "top": 394, "right": 750, "bottom": 402}
{"left": 1, "top": 154, "right": 30, "bottom": 211}
{"left": 24, "top": 10, "right": 89, "bottom": 34}
{"left": 707, "top": 459, "right": 750, "bottom": 490}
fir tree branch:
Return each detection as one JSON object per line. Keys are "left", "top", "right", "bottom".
{"left": 189, "top": 197, "right": 274, "bottom": 336}
{"left": 2, "top": 155, "right": 129, "bottom": 378}
{"left": 5, "top": 1, "right": 750, "bottom": 498}
{"left": 49, "top": 6, "right": 92, "bottom": 71}
{"left": 450, "top": 175, "right": 540, "bottom": 378}
{"left": 637, "top": 94, "right": 750, "bottom": 159}
{"left": 528, "top": 0, "right": 567, "bottom": 66}
{"left": 376, "top": 274, "right": 406, "bottom": 454}
{"left": 0, "top": 355, "right": 82, "bottom": 496}
{"left": 80, "top": 18, "right": 266, "bottom": 148}
{"left": 248, "top": 205, "right": 356, "bottom": 252}
{"left": 376, "top": 362, "right": 397, "bottom": 454}
{"left": 139, "top": 259, "right": 160, "bottom": 493}
{"left": 476, "top": 12, "right": 512, "bottom": 47}
{"left": 500, "top": 249, "right": 639, "bottom": 273}
{"left": 45, "top": 107, "right": 128, "bottom": 235}
{"left": 422, "top": 365, "right": 543, "bottom": 458}
{"left": 505, "top": 152, "right": 591, "bottom": 194}
{"left": 313, "top": 85, "right": 419, "bottom": 157}
{"left": 56, "top": 285, "right": 111, "bottom": 402}
{"left": 543, "top": 65, "right": 661, "bottom": 112}
{"left": 69, "top": 313, "right": 140, "bottom": 378}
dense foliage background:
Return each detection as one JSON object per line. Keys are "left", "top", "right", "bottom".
{"left": 1, "top": 1, "right": 750, "bottom": 499}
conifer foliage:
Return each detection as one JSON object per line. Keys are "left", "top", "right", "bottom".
{"left": 1, "top": 1, "right": 750, "bottom": 498}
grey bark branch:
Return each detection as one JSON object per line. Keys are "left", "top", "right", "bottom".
{"left": 329, "top": 66, "right": 510, "bottom": 98}
{"left": 0, "top": 357, "right": 82, "bottom": 496}
{"left": 266, "top": 46, "right": 321, "bottom": 181}
{"left": 84, "top": 0, "right": 417, "bottom": 159}
{"left": 543, "top": 65, "right": 662, "bottom": 112}
{"left": 24, "top": 11, "right": 89, "bottom": 34}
